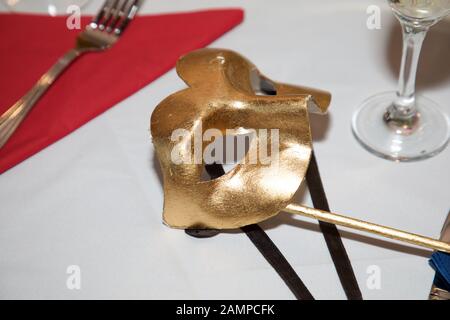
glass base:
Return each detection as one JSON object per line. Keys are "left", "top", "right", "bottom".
{"left": 352, "top": 91, "right": 449, "bottom": 162}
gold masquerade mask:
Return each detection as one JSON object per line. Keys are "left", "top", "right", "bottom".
{"left": 151, "top": 48, "right": 450, "bottom": 253}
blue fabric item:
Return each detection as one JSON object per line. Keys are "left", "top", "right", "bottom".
{"left": 429, "top": 252, "right": 450, "bottom": 291}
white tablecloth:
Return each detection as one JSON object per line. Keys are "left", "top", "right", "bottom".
{"left": 1, "top": 0, "right": 449, "bottom": 299}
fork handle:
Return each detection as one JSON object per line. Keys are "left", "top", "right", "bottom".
{"left": 0, "top": 49, "right": 81, "bottom": 149}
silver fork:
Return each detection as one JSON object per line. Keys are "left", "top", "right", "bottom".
{"left": 0, "top": 0, "right": 142, "bottom": 149}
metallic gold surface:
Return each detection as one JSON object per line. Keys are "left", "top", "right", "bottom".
{"left": 429, "top": 285, "right": 450, "bottom": 300}
{"left": 285, "top": 204, "right": 450, "bottom": 253}
{"left": 151, "top": 48, "right": 329, "bottom": 229}
{"left": 151, "top": 48, "right": 450, "bottom": 253}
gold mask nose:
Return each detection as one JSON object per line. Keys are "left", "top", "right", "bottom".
{"left": 150, "top": 48, "right": 330, "bottom": 229}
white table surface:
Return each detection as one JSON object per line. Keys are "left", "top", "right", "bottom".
{"left": 0, "top": 0, "right": 449, "bottom": 300}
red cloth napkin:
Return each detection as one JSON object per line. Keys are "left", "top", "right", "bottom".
{"left": 0, "top": 9, "right": 244, "bottom": 173}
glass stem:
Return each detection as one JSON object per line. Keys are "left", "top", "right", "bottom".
{"left": 384, "top": 20, "right": 429, "bottom": 131}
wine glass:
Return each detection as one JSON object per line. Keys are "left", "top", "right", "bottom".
{"left": 1, "top": 0, "right": 89, "bottom": 16}
{"left": 352, "top": 0, "right": 450, "bottom": 161}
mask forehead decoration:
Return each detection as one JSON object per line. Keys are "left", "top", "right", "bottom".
{"left": 151, "top": 48, "right": 450, "bottom": 254}
{"left": 151, "top": 48, "right": 330, "bottom": 229}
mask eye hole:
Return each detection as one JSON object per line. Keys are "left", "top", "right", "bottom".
{"left": 250, "top": 70, "right": 277, "bottom": 96}
{"left": 200, "top": 132, "right": 256, "bottom": 181}
{"left": 259, "top": 78, "right": 277, "bottom": 95}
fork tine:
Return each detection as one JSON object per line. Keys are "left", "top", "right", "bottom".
{"left": 98, "top": 0, "right": 119, "bottom": 30}
{"left": 105, "top": 0, "right": 129, "bottom": 33}
{"left": 114, "top": 0, "right": 141, "bottom": 35}
{"left": 90, "top": 0, "right": 113, "bottom": 28}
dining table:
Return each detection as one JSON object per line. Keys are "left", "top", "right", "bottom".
{"left": 0, "top": 0, "right": 449, "bottom": 299}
